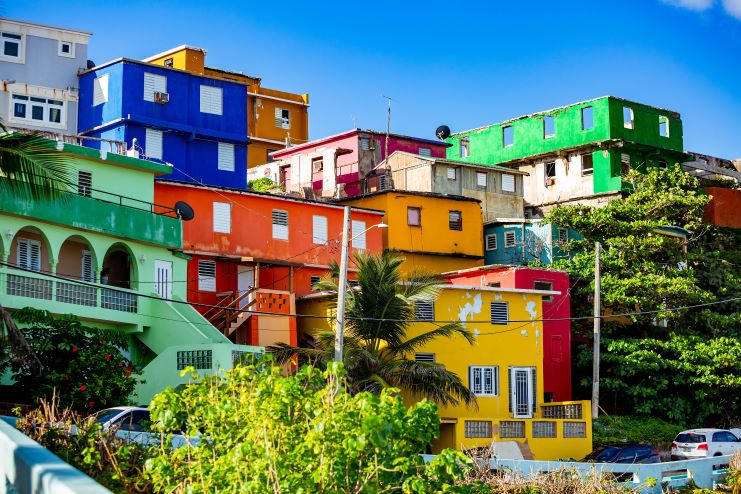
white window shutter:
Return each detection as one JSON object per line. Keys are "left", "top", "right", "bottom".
{"left": 213, "top": 202, "right": 231, "bottom": 233}
{"left": 419, "top": 147, "right": 432, "bottom": 157}
{"left": 198, "top": 260, "right": 216, "bottom": 292}
{"left": 145, "top": 128, "right": 163, "bottom": 160}
{"left": 477, "top": 172, "right": 488, "bottom": 188}
{"left": 81, "top": 250, "right": 94, "bottom": 282}
{"left": 312, "top": 215, "right": 328, "bottom": 244}
{"left": 502, "top": 173, "right": 515, "bottom": 192}
{"left": 17, "top": 238, "right": 29, "bottom": 269}
{"left": 143, "top": 73, "right": 167, "bottom": 102}
{"left": 485, "top": 234, "right": 497, "bottom": 251}
{"left": 274, "top": 107, "right": 283, "bottom": 128}
{"left": 17, "top": 238, "right": 41, "bottom": 271}
{"left": 200, "top": 85, "right": 223, "bottom": 115}
{"left": 351, "top": 220, "right": 366, "bottom": 250}
{"left": 93, "top": 74, "right": 108, "bottom": 106}
{"left": 491, "top": 302, "right": 509, "bottom": 325}
{"left": 217, "top": 142, "right": 235, "bottom": 171}
{"left": 272, "top": 210, "right": 289, "bottom": 240}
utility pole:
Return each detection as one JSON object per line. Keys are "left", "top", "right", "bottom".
{"left": 334, "top": 205, "right": 351, "bottom": 362}
{"left": 383, "top": 96, "right": 392, "bottom": 161}
{"left": 592, "top": 241, "right": 601, "bottom": 419}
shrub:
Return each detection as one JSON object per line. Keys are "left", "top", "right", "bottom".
{"left": 247, "top": 177, "right": 280, "bottom": 192}
{"left": 592, "top": 415, "right": 685, "bottom": 449}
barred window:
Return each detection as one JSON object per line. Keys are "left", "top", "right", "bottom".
{"left": 490, "top": 302, "right": 509, "bottom": 325}
{"left": 465, "top": 420, "right": 492, "bottom": 438}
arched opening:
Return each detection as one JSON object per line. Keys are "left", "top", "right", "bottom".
{"left": 57, "top": 235, "right": 98, "bottom": 282}
{"left": 7, "top": 226, "right": 54, "bottom": 301}
{"left": 101, "top": 243, "right": 137, "bottom": 290}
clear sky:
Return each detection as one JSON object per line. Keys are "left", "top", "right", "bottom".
{"left": 6, "top": 0, "right": 741, "bottom": 158}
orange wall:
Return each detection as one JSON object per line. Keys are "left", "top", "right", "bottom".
{"left": 703, "top": 187, "right": 741, "bottom": 228}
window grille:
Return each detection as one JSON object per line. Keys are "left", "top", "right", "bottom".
{"left": 464, "top": 420, "right": 493, "bottom": 438}
{"left": 490, "top": 302, "right": 508, "bottom": 325}
{"left": 469, "top": 366, "right": 499, "bottom": 396}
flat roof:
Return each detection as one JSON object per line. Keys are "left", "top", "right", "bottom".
{"left": 80, "top": 58, "right": 251, "bottom": 87}
{"left": 142, "top": 44, "right": 206, "bottom": 62}
{"left": 381, "top": 151, "right": 528, "bottom": 175}
{"left": 0, "top": 17, "right": 92, "bottom": 36}
{"left": 299, "top": 283, "right": 560, "bottom": 301}
{"left": 334, "top": 189, "right": 482, "bottom": 203}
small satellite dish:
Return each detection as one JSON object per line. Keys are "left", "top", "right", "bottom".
{"left": 86, "top": 60, "right": 96, "bottom": 69}
{"left": 436, "top": 125, "right": 451, "bottom": 140}
{"left": 174, "top": 201, "right": 195, "bottom": 221}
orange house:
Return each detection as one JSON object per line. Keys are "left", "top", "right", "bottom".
{"left": 154, "top": 180, "right": 383, "bottom": 347}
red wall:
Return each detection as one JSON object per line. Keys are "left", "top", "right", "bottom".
{"left": 445, "top": 266, "right": 572, "bottom": 402}
{"left": 703, "top": 187, "right": 741, "bottom": 229}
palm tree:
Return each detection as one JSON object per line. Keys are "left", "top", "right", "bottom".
{"left": 269, "top": 251, "right": 477, "bottom": 408}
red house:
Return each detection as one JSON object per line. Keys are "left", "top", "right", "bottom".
{"left": 154, "top": 180, "right": 385, "bottom": 347}
{"left": 443, "top": 265, "right": 572, "bottom": 402}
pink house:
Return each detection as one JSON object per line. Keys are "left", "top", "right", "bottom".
{"left": 268, "top": 129, "right": 449, "bottom": 199}
{"left": 443, "top": 265, "right": 573, "bottom": 402}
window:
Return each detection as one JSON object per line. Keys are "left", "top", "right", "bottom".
{"left": 145, "top": 128, "right": 163, "bottom": 160}
{"left": 378, "top": 174, "right": 389, "bottom": 190}
{"left": 77, "top": 170, "right": 92, "bottom": 197}
{"left": 465, "top": 420, "right": 493, "bottom": 438}
{"left": 545, "top": 161, "right": 556, "bottom": 185}
{"left": 485, "top": 234, "right": 498, "bottom": 251}
{"left": 143, "top": 72, "right": 167, "bottom": 102}
{"left": 581, "top": 153, "right": 593, "bottom": 176}
{"left": 469, "top": 366, "right": 499, "bottom": 396}
{"left": 501, "top": 173, "right": 516, "bottom": 192}
{"left": 581, "top": 106, "right": 594, "bottom": 130}
{"left": 93, "top": 75, "right": 109, "bottom": 106}
{"left": 476, "top": 172, "right": 488, "bottom": 189}
{"left": 213, "top": 202, "right": 231, "bottom": 233}
{"left": 407, "top": 206, "right": 421, "bottom": 226}
{"left": 217, "top": 142, "right": 235, "bottom": 172}
{"left": 312, "top": 157, "right": 323, "bottom": 173}
{"left": 310, "top": 275, "right": 321, "bottom": 287}
{"left": 658, "top": 161, "right": 668, "bottom": 169}
{"left": 272, "top": 209, "right": 289, "bottom": 240}
{"left": 533, "top": 281, "right": 553, "bottom": 302}
{"left": 414, "top": 300, "right": 434, "bottom": 321}
{"left": 164, "top": 57, "right": 174, "bottom": 68}
{"left": 17, "top": 238, "right": 41, "bottom": 271}
{"left": 359, "top": 137, "right": 371, "bottom": 151}
{"left": 488, "top": 282, "right": 501, "bottom": 288}
{"left": 543, "top": 115, "right": 555, "bottom": 138}
{"left": 563, "top": 422, "right": 587, "bottom": 438}
{"left": 459, "top": 138, "right": 470, "bottom": 158}
{"left": 81, "top": 250, "right": 94, "bottom": 283}
{"left": 713, "top": 431, "right": 739, "bottom": 443}
{"left": 623, "top": 107, "right": 634, "bottom": 129}
{"left": 199, "top": 85, "right": 223, "bottom": 115}
{"left": 502, "top": 125, "right": 514, "bottom": 147}
{"left": 418, "top": 147, "right": 432, "bottom": 157}
{"left": 415, "top": 353, "right": 435, "bottom": 363}
{"left": 274, "top": 107, "right": 290, "bottom": 129}
{"left": 659, "top": 116, "right": 669, "bottom": 137}
{"left": 504, "top": 230, "right": 516, "bottom": 248}
{"left": 446, "top": 167, "right": 456, "bottom": 180}
{"left": 197, "top": 260, "right": 216, "bottom": 292}
{"left": 621, "top": 153, "right": 631, "bottom": 175}
{"left": 10, "top": 95, "right": 65, "bottom": 126}
{"left": 351, "top": 220, "right": 366, "bottom": 250}
{"left": 449, "top": 211, "right": 462, "bottom": 231}
{"left": 533, "top": 421, "right": 557, "bottom": 438}
{"left": 500, "top": 421, "right": 526, "bottom": 438}
{"left": 58, "top": 40, "right": 74, "bottom": 58}
{"left": 1, "top": 31, "right": 23, "bottom": 60}
{"left": 491, "top": 302, "right": 509, "bottom": 325}
{"left": 312, "top": 215, "right": 328, "bottom": 244}
{"left": 558, "top": 228, "right": 569, "bottom": 245}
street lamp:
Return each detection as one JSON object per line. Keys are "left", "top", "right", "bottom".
{"left": 334, "top": 205, "right": 387, "bottom": 362}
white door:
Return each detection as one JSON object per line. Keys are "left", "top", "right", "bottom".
{"left": 237, "top": 266, "right": 254, "bottom": 309}
{"left": 510, "top": 367, "right": 535, "bottom": 418}
{"left": 154, "top": 260, "right": 172, "bottom": 299}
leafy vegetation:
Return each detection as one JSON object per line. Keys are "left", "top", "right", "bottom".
{"left": 247, "top": 176, "right": 281, "bottom": 192}
{"left": 592, "top": 415, "right": 685, "bottom": 449}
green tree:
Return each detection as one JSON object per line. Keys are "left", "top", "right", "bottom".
{"left": 269, "top": 251, "right": 477, "bottom": 407}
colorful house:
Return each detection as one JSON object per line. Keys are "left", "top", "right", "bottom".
{"left": 446, "top": 96, "right": 688, "bottom": 216}
{"left": 250, "top": 129, "right": 449, "bottom": 199}
{"left": 298, "top": 284, "right": 591, "bottom": 460}
{"left": 335, "top": 190, "right": 484, "bottom": 274}
{"left": 0, "top": 138, "right": 259, "bottom": 403}
{"left": 143, "top": 45, "right": 310, "bottom": 168}
{"left": 483, "top": 219, "right": 582, "bottom": 266}
{"left": 0, "top": 17, "right": 90, "bottom": 136}
{"left": 77, "top": 57, "right": 249, "bottom": 189}
{"left": 378, "top": 151, "right": 527, "bottom": 221}
{"left": 153, "top": 180, "right": 384, "bottom": 345}
{"left": 443, "top": 265, "right": 573, "bottom": 402}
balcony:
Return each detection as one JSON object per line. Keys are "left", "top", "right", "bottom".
{"left": 5, "top": 126, "right": 128, "bottom": 155}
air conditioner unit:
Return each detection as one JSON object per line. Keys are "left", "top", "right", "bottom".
{"left": 154, "top": 91, "right": 170, "bottom": 104}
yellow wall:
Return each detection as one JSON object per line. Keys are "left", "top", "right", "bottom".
{"left": 147, "top": 46, "right": 206, "bottom": 74}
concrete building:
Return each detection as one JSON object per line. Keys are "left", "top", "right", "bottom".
{"left": 0, "top": 18, "right": 90, "bottom": 135}
{"left": 483, "top": 219, "right": 582, "bottom": 266}
{"left": 377, "top": 151, "right": 526, "bottom": 221}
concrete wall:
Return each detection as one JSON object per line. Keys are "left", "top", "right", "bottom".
{"left": 703, "top": 187, "right": 741, "bottom": 228}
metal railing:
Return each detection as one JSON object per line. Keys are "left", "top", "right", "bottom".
{"left": 5, "top": 125, "right": 128, "bottom": 155}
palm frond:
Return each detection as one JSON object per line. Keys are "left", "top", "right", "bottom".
{"left": 381, "top": 359, "right": 478, "bottom": 409}
{"left": 0, "top": 132, "right": 73, "bottom": 201}
{"left": 266, "top": 343, "right": 326, "bottom": 366}
{"left": 389, "top": 322, "right": 475, "bottom": 356}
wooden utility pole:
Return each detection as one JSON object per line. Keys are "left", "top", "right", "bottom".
{"left": 383, "top": 96, "right": 392, "bottom": 161}
{"left": 592, "top": 241, "right": 601, "bottom": 419}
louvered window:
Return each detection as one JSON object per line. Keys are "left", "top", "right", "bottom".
{"left": 447, "top": 167, "right": 456, "bottom": 180}
{"left": 476, "top": 172, "right": 488, "bottom": 189}
{"left": 351, "top": 220, "right": 366, "bottom": 250}
{"left": 274, "top": 107, "right": 290, "bottom": 129}
{"left": 272, "top": 209, "right": 289, "bottom": 240}
{"left": 143, "top": 73, "right": 166, "bottom": 102}
{"left": 418, "top": 147, "right": 431, "bottom": 157}
{"left": 415, "top": 353, "right": 435, "bottom": 363}
{"left": 378, "top": 174, "right": 388, "bottom": 190}
{"left": 145, "top": 128, "right": 163, "bottom": 160}
{"left": 81, "top": 250, "right": 95, "bottom": 282}
{"left": 502, "top": 173, "right": 515, "bottom": 192}
{"left": 359, "top": 137, "right": 371, "bottom": 151}
{"left": 504, "top": 231, "right": 516, "bottom": 248}
{"left": 485, "top": 234, "right": 497, "bottom": 251}
{"left": 490, "top": 302, "right": 509, "bottom": 325}
{"left": 93, "top": 74, "right": 108, "bottom": 106}
{"left": 197, "top": 260, "right": 216, "bottom": 292}
{"left": 414, "top": 300, "right": 434, "bottom": 321}
{"left": 213, "top": 202, "right": 231, "bottom": 233}
{"left": 217, "top": 142, "right": 235, "bottom": 172}
{"left": 200, "top": 85, "right": 223, "bottom": 115}
{"left": 469, "top": 366, "right": 499, "bottom": 396}
{"left": 78, "top": 170, "right": 92, "bottom": 197}
{"left": 17, "top": 238, "right": 41, "bottom": 272}
{"left": 312, "top": 215, "right": 328, "bottom": 244}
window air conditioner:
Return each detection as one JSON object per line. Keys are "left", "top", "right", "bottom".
{"left": 154, "top": 91, "right": 170, "bottom": 104}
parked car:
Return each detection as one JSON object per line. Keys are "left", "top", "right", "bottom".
{"left": 87, "top": 406, "right": 199, "bottom": 448}
{"left": 671, "top": 428, "right": 741, "bottom": 460}
{"left": 582, "top": 444, "right": 661, "bottom": 464}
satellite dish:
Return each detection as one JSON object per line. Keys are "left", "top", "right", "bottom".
{"left": 86, "top": 60, "right": 96, "bottom": 69}
{"left": 436, "top": 125, "right": 451, "bottom": 140}
{"left": 174, "top": 201, "right": 195, "bottom": 221}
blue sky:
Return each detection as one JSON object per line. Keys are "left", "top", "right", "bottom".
{"left": 7, "top": 0, "right": 741, "bottom": 158}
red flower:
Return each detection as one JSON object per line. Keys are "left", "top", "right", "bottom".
{"left": 105, "top": 354, "right": 111, "bottom": 360}
{"left": 79, "top": 385, "right": 86, "bottom": 391}
{"left": 88, "top": 401, "right": 94, "bottom": 408}
{"left": 71, "top": 347, "right": 78, "bottom": 353}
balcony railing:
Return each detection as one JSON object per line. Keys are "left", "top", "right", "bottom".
{"left": 5, "top": 126, "right": 128, "bottom": 155}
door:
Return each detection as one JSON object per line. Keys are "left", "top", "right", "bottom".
{"left": 154, "top": 260, "right": 172, "bottom": 299}
{"left": 237, "top": 266, "right": 254, "bottom": 309}
{"left": 510, "top": 367, "right": 535, "bottom": 418}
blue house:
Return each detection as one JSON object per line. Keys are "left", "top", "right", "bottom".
{"left": 77, "top": 58, "right": 248, "bottom": 189}
{"left": 484, "top": 219, "right": 583, "bottom": 266}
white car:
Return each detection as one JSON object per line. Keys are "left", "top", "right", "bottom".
{"left": 671, "top": 428, "right": 741, "bottom": 460}
{"left": 88, "top": 406, "right": 200, "bottom": 449}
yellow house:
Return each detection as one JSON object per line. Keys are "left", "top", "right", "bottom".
{"left": 144, "top": 45, "right": 310, "bottom": 168}
{"left": 298, "top": 284, "right": 592, "bottom": 461}
{"left": 337, "top": 191, "right": 485, "bottom": 274}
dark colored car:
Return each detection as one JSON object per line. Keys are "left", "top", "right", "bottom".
{"left": 582, "top": 444, "right": 661, "bottom": 464}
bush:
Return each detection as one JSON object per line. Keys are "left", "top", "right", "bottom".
{"left": 592, "top": 415, "right": 685, "bottom": 449}
{"left": 247, "top": 177, "right": 280, "bottom": 192}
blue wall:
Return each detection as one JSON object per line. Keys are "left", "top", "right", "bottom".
{"left": 78, "top": 60, "right": 248, "bottom": 189}
{"left": 484, "top": 222, "right": 582, "bottom": 266}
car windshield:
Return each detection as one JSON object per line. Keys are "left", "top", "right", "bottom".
{"left": 676, "top": 433, "right": 706, "bottom": 443}
{"left": 89, "top": 409, "right": 123, "bottom": 423}
{"left": 594, "top": 447, "right": 621, "bottom": 461}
